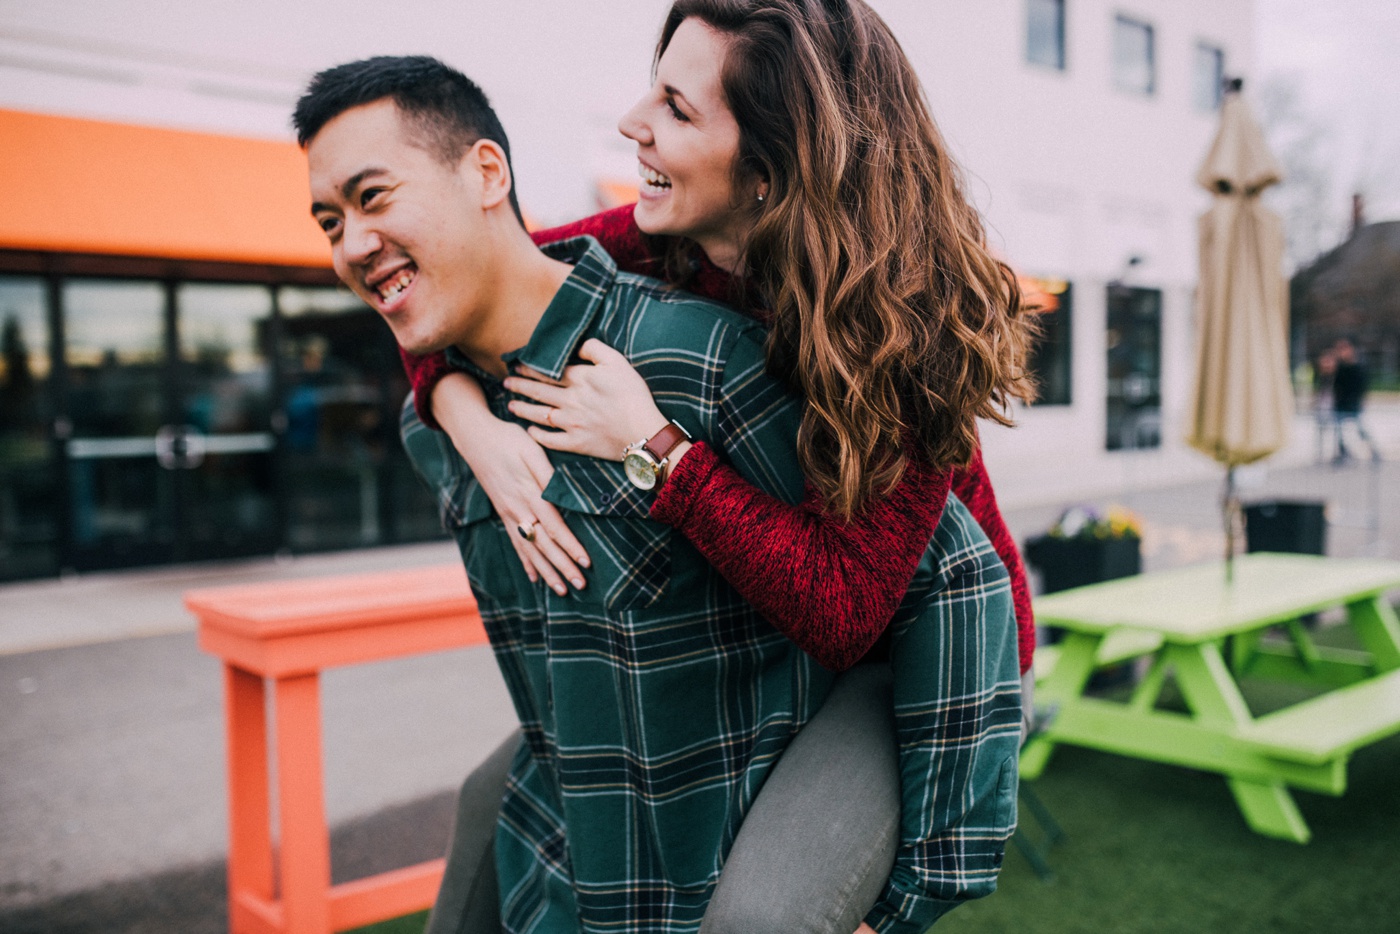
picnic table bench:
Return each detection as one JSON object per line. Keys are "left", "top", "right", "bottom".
{"left": 1022, "top": 553, "right": 1400, "bottom": 843}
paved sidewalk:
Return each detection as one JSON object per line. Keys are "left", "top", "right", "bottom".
{"left": 2, "top": 451, "right": 1397, "bottom": 931}
{"left": 0, "top": 541, "right": 519, "bottom": 930}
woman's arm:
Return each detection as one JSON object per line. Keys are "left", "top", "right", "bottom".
{"left": 507, "top": 339, "right": 1036, "bottom": 675}
{"left": 654, "top": 441, "right": 949, "bottom": 672}
{"left": 504, "top": 342, "right": 939, "bottom": 673}
{"left": 400, "top": 345, "right": 455, "bottom": 430}
{"left": 427, "top": 372, "right": 591, "bottom": 596}
{"left": 658, "top": 448, "right": 1036, "bottom": 675}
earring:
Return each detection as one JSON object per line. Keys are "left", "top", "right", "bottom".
{"left": 756, "top": 192, "right": 766, "bottom": 203}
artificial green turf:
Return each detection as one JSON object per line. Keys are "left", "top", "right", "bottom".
{"left": 941, "top": 637, "right": 1400, "bottom": 934}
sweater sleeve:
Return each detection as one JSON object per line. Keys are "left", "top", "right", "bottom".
{"left": 950, "top": 449, "right": 1036, "bottom": 674}
{"left": 655, "top": 441, "right": 1035, "bottom": 676}
{"left": 651, "top": 441, "right": 951, "bottom": 672}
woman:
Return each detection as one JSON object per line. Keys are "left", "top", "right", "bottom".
{"left": 417, "top": 2, "right": 1034, "bottom": 932}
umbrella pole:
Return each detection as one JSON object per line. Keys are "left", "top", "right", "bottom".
{"left": 1224, "top": 466, "right": 1238, "bottom": 583}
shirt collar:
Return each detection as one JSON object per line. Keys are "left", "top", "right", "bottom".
{"left": 444, "top": 235, "right": 617, "bottom": 382}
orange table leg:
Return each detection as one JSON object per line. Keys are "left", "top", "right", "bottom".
{"left": 225, "top": 664, "right": 275, "bottom": 931}
{"left": 275, "top": 672, "right": 332, "bottom": 933}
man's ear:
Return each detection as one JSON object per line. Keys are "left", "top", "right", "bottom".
{"left": 464, "top": 139, "right": 513, "bottom": 211}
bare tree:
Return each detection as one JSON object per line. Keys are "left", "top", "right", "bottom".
{"left": 1256, "top": 75, "right": 1345, "bottom": 271}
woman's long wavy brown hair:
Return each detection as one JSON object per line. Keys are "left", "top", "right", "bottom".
{"left": 657, "top": 0, "right": 1038, "bottom": 517}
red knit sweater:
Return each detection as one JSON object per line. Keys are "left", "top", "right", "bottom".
{"left": 400, "top": 205, "right": 1035, "bottom": 674}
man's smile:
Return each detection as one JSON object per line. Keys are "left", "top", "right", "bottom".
{"left": 365, "top": 261, "right": 418, "bottom": 312}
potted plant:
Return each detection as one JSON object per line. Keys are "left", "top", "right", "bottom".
{"left": 1024, "top": 505, "right": 1143, "bottom": 595}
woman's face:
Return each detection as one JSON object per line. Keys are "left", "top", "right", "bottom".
{"left": 619, "top": 18, "right": 757, "bottom": 268}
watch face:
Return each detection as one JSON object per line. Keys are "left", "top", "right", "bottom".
{"left": 623, "top": 450, "right": 659, "bottom": 490}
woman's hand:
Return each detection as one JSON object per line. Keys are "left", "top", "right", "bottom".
{"left": 504, "top": 339, "right": 669, "bottom": 461}
{"left": 431, "top": 372, "right": 591, "bottom": 595}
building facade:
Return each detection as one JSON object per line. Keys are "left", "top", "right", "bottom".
{"left": 0, "top": 0, "right": 1255, "bottom": 579}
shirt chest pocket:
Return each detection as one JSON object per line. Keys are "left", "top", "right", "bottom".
{"left": 541, "top": 458, "right": 671, "bottom": 612}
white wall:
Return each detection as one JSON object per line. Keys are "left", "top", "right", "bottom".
{"left": 0, "top": 0, "right": 1258, "bottom": 506}
{"left": 868, "top": 0, "right": 1256, "bottom": 504}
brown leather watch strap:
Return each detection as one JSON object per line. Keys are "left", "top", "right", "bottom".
{"left": 642, "top": 422, "right": 689, "bottom": 462}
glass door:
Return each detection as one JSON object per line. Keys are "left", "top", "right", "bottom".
{"left": 61, "top": 279, "right": 281, "bottom": 570}
{"left": 63, "top": 280, "right": 176, "bottom": 569}
{"left": 0, "top": 276, "right": 60, "bottom": 581}
{"left": 175, "top": 283, "right": 280, "bottom": 561}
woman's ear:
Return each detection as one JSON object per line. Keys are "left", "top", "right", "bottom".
{"left": 464, "top": 138, "right": 514, "bottom": 211}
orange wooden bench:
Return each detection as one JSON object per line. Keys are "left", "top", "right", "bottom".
{"left": 188, "top": 563, "right": 487, "bottom": 934}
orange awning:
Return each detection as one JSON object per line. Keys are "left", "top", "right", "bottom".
{"left": 0, "top": 108, "right": 331, "bottom": 268}
{"left": 595, "top": 178, "right": 640, "bottom": 210}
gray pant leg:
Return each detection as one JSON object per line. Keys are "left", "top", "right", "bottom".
{"left": 701, "top": 664, "right": 899, "bottom": 934}
{"left": 424, "top": 729, "right": 521, "bottom": 934}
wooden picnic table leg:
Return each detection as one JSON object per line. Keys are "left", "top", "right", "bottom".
{"left": 1020, "top": 631, "right": 1100, "bottom": 779}
{"left": 1349, "top": 596, "right": 1400, "bottom": 672}
{"left": 224, "top": 664, "right": 274, "bottom": 932}
{"left": 275, "top": 672, "right": 332, "bottom": 933}
{"left": 1168, "top": 642, "right": 1310, "bottom": 843}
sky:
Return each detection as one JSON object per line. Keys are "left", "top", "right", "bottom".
{"left": 1254, "top": 0, "right": 1400, "bottom": 254}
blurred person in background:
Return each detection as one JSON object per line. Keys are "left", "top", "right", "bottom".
{"left": 1313, "top": 349, "right": 1336, "bottom": 463}
{"left": 1332, "top": 338, "right": 1381, "bottom": 464}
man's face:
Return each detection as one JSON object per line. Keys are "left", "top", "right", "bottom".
{"left": 308, "top": 99, "right": 487, "bottom": 354}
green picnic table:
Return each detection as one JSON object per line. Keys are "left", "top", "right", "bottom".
{"left": 1022, "top": 553, "right": 1400, "bottom": 843}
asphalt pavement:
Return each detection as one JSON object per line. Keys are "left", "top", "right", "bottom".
{"left": 2, "top": 414, "right": 1397, "bottom": 933}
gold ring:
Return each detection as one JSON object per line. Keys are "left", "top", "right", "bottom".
{"left": 517, "top": 521, "right": 539, "bottom": 543}
{"left": 545, "top": 407, "right": 556, "bottom": 429}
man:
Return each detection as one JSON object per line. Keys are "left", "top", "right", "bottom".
{"left": 295, "top": 56, "right": 1019, "bottom": 934}
{"left": 1332, "top": 338, "right": 1381, "bottom": 464}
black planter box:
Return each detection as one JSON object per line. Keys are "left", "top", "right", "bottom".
{"left": 1023, "top": 535, "right": 1142, "bottom": 595}
{"left": 1243, "top": 500, "right": 1327, "bottom": 556}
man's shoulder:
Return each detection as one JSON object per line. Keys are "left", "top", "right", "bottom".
{"left": 605, "top": 271, "right": 766, "bottom": 349}
{"left": 929, "top": 492, "right": 1007, "bottom": 581}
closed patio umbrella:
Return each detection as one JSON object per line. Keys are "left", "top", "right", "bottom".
{"left": 1184, "top": 80, "right": 1293, "bottom": 578}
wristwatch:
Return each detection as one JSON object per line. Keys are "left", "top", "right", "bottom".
{"left": 622, "top": 421, "right": 691, "bottom": 491}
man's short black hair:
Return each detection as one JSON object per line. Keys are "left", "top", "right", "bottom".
{"left": 294, "top": 55, "right": 522, "bottom": 223}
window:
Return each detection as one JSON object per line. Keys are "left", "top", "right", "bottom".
{"left": 1027, "top": 0, "right": 1066, "bottom": 70}
{"left": 1105, "top": 286, "right": 1162, "bottom": 450}
{"left": 1025, "top": 278, "right": 1072, "bottom": 405}
{"left": 1193, "top": 42, "right": 1225, "bottom": 111}
{"left": 1112, "top": 14, "right": 1155, "bottom": 96}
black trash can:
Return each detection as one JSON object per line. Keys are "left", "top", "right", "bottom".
{"left": 1023, "top": 535, "right": 1142, "bottom": 594}
{"left": 1243, "top": 500, "right": 1327, "bottom": 556}
{"left": 1024, "top": 534, "right": 1142, "bottom": 688}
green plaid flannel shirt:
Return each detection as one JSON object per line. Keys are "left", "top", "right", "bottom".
{"left": 402, "top": 237, "right": 1021, "bottom": 934}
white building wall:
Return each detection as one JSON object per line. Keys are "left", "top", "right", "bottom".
{"left": 0, "top": 0, "right": 1272, "bottom": 507}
